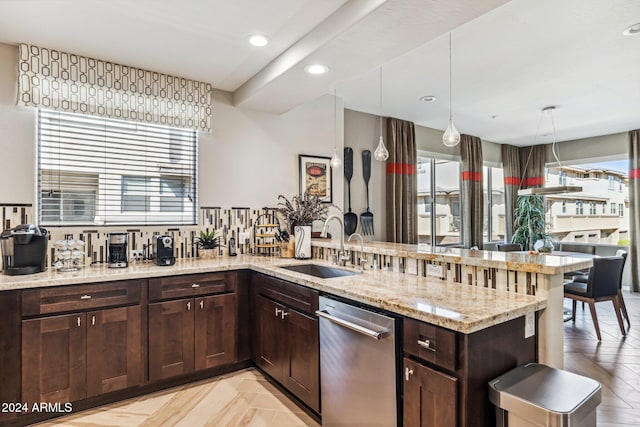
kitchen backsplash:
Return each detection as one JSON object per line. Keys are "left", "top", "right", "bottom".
{"left": 1, "top": 204, "right": 282, "bottom": 268}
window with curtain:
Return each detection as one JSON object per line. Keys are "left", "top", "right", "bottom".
{"left": 416, "top": 155, "right": 461, "bottom": 246}
{"left": 482, "top": 166, "right": 505, "bottom": 242}
{"left": 38, "top": 109, "right": 197, "bottom": 226}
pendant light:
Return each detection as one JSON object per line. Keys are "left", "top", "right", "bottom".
{"left": 442, "top": 32, "right": 461, "bottom": 147}
{"left": 330, "top": 89, "right": 342, "bottom": 168}
{"left": 517, "top": 106, "right": 582, "bottom": 196}
{"left": 374, "top": 66, "right": 389, "bottom": 161}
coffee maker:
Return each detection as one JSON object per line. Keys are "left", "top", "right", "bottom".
{"left": 153, "top": 235, "right": 175, "bottom": 266}
{"left": 107, "top": 232, "right": 128, "bottom": 268}
{"left": 1, "top": 224, "right": 48, "bottom": 275}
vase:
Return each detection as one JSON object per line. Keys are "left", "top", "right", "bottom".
{"left": 294, "top": 225, "right": 311, "bottom": 259}
{"left": 199, "top": 248, "right": 217, "bottom": 259}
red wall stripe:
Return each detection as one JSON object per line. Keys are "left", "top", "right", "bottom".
{"left": 386, "top": 163, "right": 416, "bottom": 175}
{"left": 630, "top": 168, "right": 640, "bottom": 179}
{"left": 461, "top": 171, "right": 482, "bottom": 181}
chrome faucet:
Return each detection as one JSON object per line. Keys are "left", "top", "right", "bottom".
{"left": 348, "top": 233, "right": 367, "bottom": 269}
{"left": 321, "top": 215, "right": 349, "bottom": 266}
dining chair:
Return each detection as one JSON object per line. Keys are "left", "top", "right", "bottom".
{"left": 561, "top": 243, "right": 596, "bottom": 280}
{"left": 572, "top": 250, "right": 630, "bottom": 330}
{"left": 564, "top": 255, "right": 626, "bottom": 340}
{"left": 496, "top": 243, "right": 522, "bottom": 252}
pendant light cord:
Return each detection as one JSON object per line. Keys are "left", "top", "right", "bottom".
{"left": 449, "top": 32, "right": 452, "bottom": 121}
{"left": 379, "top": 67, "right": 383, "bottom": 136}
{"left": 334, "top": 89, "right": 337, "bottom": 151}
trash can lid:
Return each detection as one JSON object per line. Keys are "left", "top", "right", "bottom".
{"left": 488, "top": 363, "right": 601, "bottom": 414}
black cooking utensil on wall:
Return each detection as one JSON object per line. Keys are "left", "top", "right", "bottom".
{"left": 361, "top": 150, "right": 374, "bottom": 235}
{"left": 343, "top": 147, "right": 357, "bottom": 235}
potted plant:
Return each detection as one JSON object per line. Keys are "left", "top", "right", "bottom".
{"left": 277, "top": 189, "right": 330, "bottom": 259}
{"left": 512, "top": 194, "right": 550, "bottom": 252}
{"left": 196, "top": 230, "right": 221, "bottom": 259}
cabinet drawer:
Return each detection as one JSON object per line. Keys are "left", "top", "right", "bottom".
{"left": 404, "top": 317, "right": 456, "bottom": 371}
{"left": 254, "top": 273, "right": 318, "bottom": 315}
{"left": 149, "top": 272, "right": 236, "bottom": 301}
{"left": 22, "top": 280, "right": 142, "bottom": 317}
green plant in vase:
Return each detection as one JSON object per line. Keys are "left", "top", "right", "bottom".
{"left": 512, "top": 194, "right": 549, "bottom": 252}
{"left": 196, "top": 230, "right": 221, "bottom": 259}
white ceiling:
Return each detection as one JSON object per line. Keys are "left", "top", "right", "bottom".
{"left": 0, "top": 0, "right": 638, "bottom": 146}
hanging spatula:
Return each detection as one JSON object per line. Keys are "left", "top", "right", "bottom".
{"left": 343, "top": 147, "right": 357, "bottom": 235}
{"left": 361, "top": 150, "right": 374, "bottom": 235}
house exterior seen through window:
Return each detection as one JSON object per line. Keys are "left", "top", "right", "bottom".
{"left": 38, "top": 110, "right": 197, "bottom": 226}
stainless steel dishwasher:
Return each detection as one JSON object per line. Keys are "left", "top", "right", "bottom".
{"left": 316, "top": 295, "right": 398, "bottom": 427}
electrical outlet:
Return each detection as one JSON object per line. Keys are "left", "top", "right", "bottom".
{"left": 130, "top": 250, "right": 143, "bottom": 261}
{"left": 525, "top": 312, "right": 535, "bottom": 338}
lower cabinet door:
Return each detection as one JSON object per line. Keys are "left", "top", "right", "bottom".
{"left": 283, "top": 308, "right": 319, "bottom": 413}
{"left": 195, "top": 293, "right": 237, "bottom": 370}
{"left": 254, "top": 295, "right": 286, "bottom": 380}
{"left": 149, "top": 299, "right": 195, "bottom": 381}
{"left": 403, "top": 357, "right": 457, "bottom": 427}
{"left": 86, "top": 306, "right": 143, "bottom": 397}
{"left": 22, "top": 313, "right": 87, "bottom": 404}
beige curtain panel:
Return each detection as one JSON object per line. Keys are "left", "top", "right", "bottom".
{"left": 385, "top": 118, "right": 417, "bottom": 244}
{"left": 628, "top": 129, "right": 640, "bottom": 293}
{"left": 461, "top": 134, "right": 483, "bottom": 249}
{"left": 17, "top": 44, "right": 213, "bottom": 131}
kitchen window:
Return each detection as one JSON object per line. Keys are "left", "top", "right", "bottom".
{"left": 37, "top": 109, "right": 197, "bottom": 226}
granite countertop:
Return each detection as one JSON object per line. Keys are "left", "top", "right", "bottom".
{"left": 0, "top": 255, "right": 546, "bottom": 334}
{"left": 312, "top": 239, "right": 593, "bottom": 275}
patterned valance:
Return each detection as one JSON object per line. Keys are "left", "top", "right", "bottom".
{"left": 17, "top": 44, "right": 212, "bottom": 131}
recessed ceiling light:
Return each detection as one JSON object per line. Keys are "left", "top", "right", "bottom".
{"left": 248, "top": 34, "right": 269, "bottom": 47}
{"left": 623, "top": 23, "right": 640, "bottom": 36}
{"left": 419, "top": 96, "right": 436, "bottom": 102}
{"left": 304, "top": 64, "right": 329, "bottom": 75}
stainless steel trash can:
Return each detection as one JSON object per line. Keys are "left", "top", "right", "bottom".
{"left": 488, "top": 363, "right": 601, "bottom": 427}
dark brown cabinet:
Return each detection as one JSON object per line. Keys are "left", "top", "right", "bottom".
{"left": 403, "top": 316, "right": 537, "bottom": 427}
{"left": 252, "top": 274, "right": 319, "bottom": 413}
{"left": 148, "top": 273, "right": 237, "bottom": 382}
{"left": 21, "top": 305, "right": 143, "bottom": 404}
{"left": 403, "top": 357, "right": 457, "bottom": 427}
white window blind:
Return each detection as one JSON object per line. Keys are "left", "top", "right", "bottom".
{"left": 38, "top": 109, "right": 197, "bottom": 226}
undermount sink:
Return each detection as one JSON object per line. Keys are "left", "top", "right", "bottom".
{"left": 279, "top": 263, "right": 360, "bottom": 279}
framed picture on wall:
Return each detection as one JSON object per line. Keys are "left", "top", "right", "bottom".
{"left": 299, "top": 154, "right": 332, "bottom": 203}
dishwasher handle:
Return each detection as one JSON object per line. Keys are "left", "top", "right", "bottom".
{"left": 316, "top": 309, "right": 387, "bottom": 340}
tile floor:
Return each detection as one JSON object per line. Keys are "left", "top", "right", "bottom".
{"left": 34, "top": 369, "right": 319, "bottom": 427}
{"left": 564, "top": 288, "right": 640, "bottom": 426}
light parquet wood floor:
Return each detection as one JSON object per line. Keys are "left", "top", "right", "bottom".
{"left": 564, "top": 288, "right": 640, "bottom": 426}
{"left": 35, "top": 289, "right": 640, "bottom": 427}
{"left": 33, "top": 369, "right": 319, "bottom": 427}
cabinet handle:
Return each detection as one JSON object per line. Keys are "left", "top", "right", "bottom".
{"left": 91, "top": 316, "right": 96, "bottom": 326}
{"left": 77, "top": 317, "right": 81, "bottom": 327}
{"left": 80, "top": 294, "right": 92, "bottom": 300}
{"left": 417, "top": 339, "right": 435, "bottom": 352}
{"left": 200, "top": 300, "right": 204, "bottom": 310}
{"left": 187, "top": 301, "right": 191, "bottom": 311}
{"left": 281, "top": 311, "right": 289, "bottom": 320}
{"left": 405, "top": 367, "right": 414, "bottom": 381}
{"left": 191, "top": 283, "right": 200, "bottom": 288}
{"left": 275, "top": 307, "right": 282, "bottom": 317}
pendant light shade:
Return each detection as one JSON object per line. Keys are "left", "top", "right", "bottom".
{"left": 442, "top": 32, "right": 460, "bottom": 147}
{"left": 330, "top": 149, "right": 342, "bottom": 168}
{"left": 375, "top": 66, "right": 389, "bottom": 161}
{"left": 374, "top": 135, "right": 389, "bottom": 161}
{"left": 443, "top": 118, "right": 461, "bottom": 147}
{"left": 330, "top": 89, "right": 342, "bottom": 169}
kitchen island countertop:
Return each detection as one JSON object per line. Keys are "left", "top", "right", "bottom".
{"left": 0, "top": 254, "right": 545, "bottom": 334}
